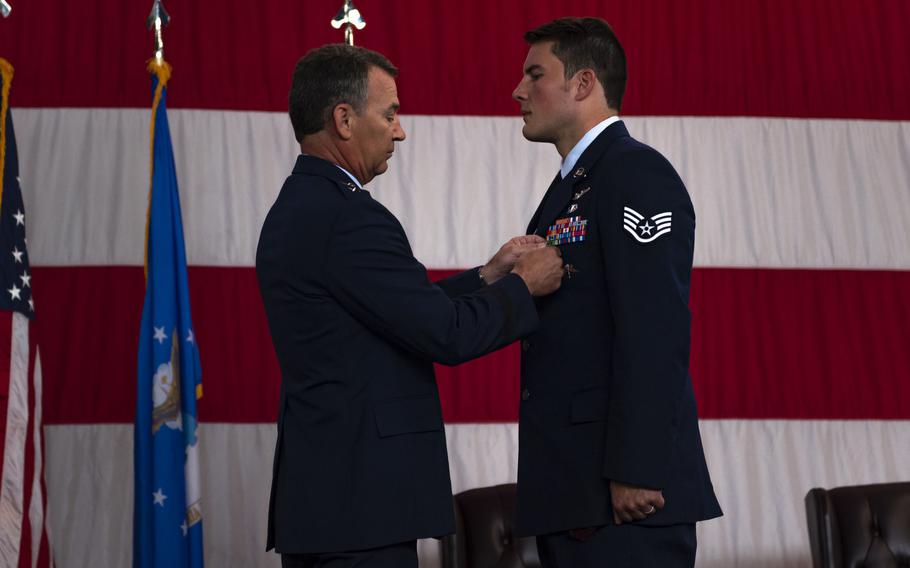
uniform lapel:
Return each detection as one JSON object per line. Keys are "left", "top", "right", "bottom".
{"left": 530, "top": 121, "right": 631, "bottom": 236}
{"left": 526, "top": 171, "right": 562, "bottom": 235}
{"left": 533, "top": 168, "right": 580, "bottom": 236}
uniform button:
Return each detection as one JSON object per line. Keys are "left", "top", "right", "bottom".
{"left": 521, "top": 389, "right": 531, "bottom": 401}
{"left": 522, "top": 340, "right": 530, "bottom": 352}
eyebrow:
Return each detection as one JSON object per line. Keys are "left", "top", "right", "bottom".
{"left": 386, "top": 103, "right": 400, "bottom": 113}
{"left": 524, "top": 64, "right": 544, "bottom": 75}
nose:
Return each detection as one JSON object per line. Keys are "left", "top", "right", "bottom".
{"left": 512, "top": 78, "right": 527, "bottom": 102}
{"left": 393, "top": 117, "right": 406, "bottom": 142}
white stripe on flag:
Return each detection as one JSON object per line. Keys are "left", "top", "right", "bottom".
{"left": 42, "top": 421, "right": 910, "bottom": 568}
{"left": 0, "top": 313, "right": 30, "bottom": 566}
{"left": 15, "top": 110, "right": 910, "bottom": 270}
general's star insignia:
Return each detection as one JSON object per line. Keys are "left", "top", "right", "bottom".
{"left": 623, "top": 207, "right": 672, "bottom": 243}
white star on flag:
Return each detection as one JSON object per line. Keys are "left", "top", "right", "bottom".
{"left": 13, "top": 210, "right": 25, "bottom": 226}
{"left": 153, "top": 327, "right": 167, "bottom": 344}
{"left": 11, "top": 246, "right": 23, "bottom": 263}
{"left": 186, "top": 329, "right": 194, "bottom": 344}
{"left": 8, "top": 284, "right": 21, "bottom": 300}
{"left": 181, "top": 520, "right": 188, "bottom": 536}
{"left": 623, "top": 207, "right": 673, "bottom": 243}
{"left": 153, "top": 488, "right": 167, "bottom": 507}
{"left": 20, "top": 271, "right": 30, "bottom": 287}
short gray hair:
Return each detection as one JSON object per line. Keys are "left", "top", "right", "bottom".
{"left": 288, "top": 44, "right": 399, "bottom": 141}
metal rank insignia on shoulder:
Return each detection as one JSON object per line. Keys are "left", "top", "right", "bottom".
{"left": 546, "top": 216, "right": 588, "bottom": 246}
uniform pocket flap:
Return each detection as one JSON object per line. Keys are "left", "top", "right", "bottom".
{"left": 570, "top": 388, "right": 608, "bottom": 424}
{"left": 374, "top": 395, "right": 444, "bottom": 438}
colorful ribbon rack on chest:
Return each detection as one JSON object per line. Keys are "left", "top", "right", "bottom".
{"left": 546, "top": 216, "right": 588, "bottom": 246}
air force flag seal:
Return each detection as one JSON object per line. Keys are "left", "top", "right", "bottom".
{"left": 623, "top": 206, "right": 672, "bottom": 243}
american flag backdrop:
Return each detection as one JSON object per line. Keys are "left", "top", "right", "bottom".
{"left": 0, "top": 1, "right": 909, "bottom": 566}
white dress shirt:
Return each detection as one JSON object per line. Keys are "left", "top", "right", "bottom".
{"left": 560, "top": 115, "right": 620, "bottom": 179}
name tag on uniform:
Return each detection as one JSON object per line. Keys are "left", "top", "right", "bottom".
{"left": 547, "top": 216, "right": 588, "bottom": 246}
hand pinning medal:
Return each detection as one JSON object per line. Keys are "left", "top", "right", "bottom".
{"left": 545, "top": 216, "right": 588, "bottom": 279}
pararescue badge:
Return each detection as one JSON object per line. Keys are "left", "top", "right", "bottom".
{"left": 623, "top": 206, "right": 672, "bottom": 243}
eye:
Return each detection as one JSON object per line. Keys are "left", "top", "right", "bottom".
{"left": 530, "top": 73, "right": 543, "bottom": 81}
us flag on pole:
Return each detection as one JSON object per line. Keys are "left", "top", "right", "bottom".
{"left": 0, "top": 58, "right": 53, "bottom": 568}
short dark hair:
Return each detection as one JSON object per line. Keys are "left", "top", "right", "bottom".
{"left": 288, "top": 44, "right": 398, "bottom": 141}
{"left": 524, "top": 17, "right": 627, "bottom": 111}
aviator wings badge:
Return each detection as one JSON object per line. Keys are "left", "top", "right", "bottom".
{"left": 623, "top": 207, "right": 672, "bottom": 243}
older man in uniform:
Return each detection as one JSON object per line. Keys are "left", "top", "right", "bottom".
{"left": 511, "top": 18, "right": 722, "bottom": 567}
{"left": 256, "top": 44, "right": 564, "bottom": 567}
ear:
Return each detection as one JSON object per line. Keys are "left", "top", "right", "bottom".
{"left": 331, "top": 103, "right": 356, "bottom": 141}
{"left": 573, "top": 69, "right": 598, "bottom": 102}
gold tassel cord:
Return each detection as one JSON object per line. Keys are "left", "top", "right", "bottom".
{"left": 144, "top": 58, "right": 172, "bottom": 280}
{"left": 0, "top": 58, "right": 14, "bottom": 216}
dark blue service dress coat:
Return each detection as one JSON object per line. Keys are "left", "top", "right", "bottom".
{"left": 516, "top": 121, "right": 723, "bottom": 536}
{"left": 257, "top": 155, "right": 538, "bottom": 553}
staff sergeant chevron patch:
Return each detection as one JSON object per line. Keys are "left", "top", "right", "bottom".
{"left": 623, "top": 206, "right": 672, "bottom": 243}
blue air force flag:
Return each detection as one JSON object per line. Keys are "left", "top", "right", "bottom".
{"left": 134, "top": 60, "right": 204, "bottom": 568}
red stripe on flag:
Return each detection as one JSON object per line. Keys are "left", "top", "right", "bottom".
{"left": 690, "top": 267, "right": 910, "bottom": 419}
{"left": 32, "top": 346, "right": 51, "bottom": 568}
{"left": 0, "top": 0, "right": 908, "bottom": 119}
{"left": 0, "top": 311, "right": 11, "bottom": 472}
{"left": 32, "top": 266, "right": 910, "bottom": 424}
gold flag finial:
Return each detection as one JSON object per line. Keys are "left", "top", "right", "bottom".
{"left": 146, "top": 0, "right": 171, "bottom": 64}
{"left": 330, "top": 0, "right": 366, "bottom": 46}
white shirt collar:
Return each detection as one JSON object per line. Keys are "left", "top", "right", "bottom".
{"left": 335, "top": 165, "right": 363, "bottom": 190}
{"left": 560, "top": 115, "right": 620, "bottom": 179}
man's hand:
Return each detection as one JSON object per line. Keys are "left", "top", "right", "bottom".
{"left": 610, "top": 480, "right": 665, "bottom": 524}
{"left": 512, "top": 246, "right": 564, "bottom": 296}
{"left": 480, "top": 235, "right": 547, "bottom": 284}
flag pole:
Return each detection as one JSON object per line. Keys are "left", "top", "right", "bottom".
{"left": 144, "top": 0, "right": 171, "bottom": 279}
{"left": 0, "top": 7, "right": 54, "bottom": 565}
{"left": 136, "top": 3, "right": 205, "bottom": 566}
{"left": 0, "top": 0, "right": 11, "bottom": 204}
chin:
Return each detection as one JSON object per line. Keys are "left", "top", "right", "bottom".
{"left": 521, "top": 125, "right": 548, "bottom": 143}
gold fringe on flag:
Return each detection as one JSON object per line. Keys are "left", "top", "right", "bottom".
{"left": 144, "top": 58, "right": 172, "bottom": 279}
{"left": 0, "top": 58, "right": 13, "bottom": 215}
